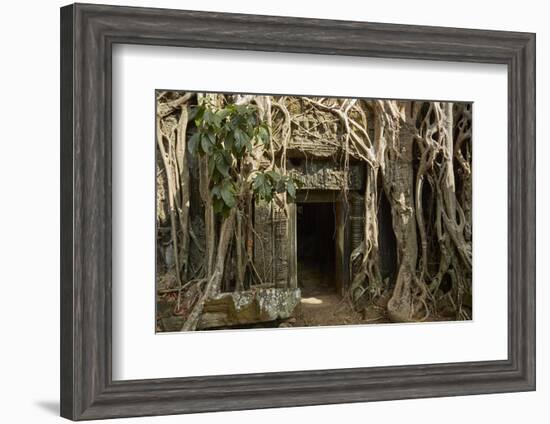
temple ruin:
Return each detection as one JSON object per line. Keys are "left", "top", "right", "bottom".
{"left": 156, "top": 93, "right": 472, "bottom": 331}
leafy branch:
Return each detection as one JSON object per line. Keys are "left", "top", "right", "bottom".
{"left": 188, "top": 100, "right": 299, "bottom": 216}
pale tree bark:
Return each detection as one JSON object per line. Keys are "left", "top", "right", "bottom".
{"left": 175, "top": 106, "right": 190, "bottom": 280}
{"left": 375, "top": 101, "right": 425, "bottom": 321}
{"left": 182, "top": 209, "right": 236, "bottom": 331}
{"left": 156, "top": 116, "right": 182, "bottom": 288}
{"left": 349, "top": 164, "right": 383, "bottom": 300}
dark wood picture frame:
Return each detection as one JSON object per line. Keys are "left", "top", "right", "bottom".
{"left": 60, "top": 3, "right": 536, "bottom": 420}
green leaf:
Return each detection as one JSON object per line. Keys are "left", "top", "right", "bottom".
{"left": 266, "top": 170, "right": 281, "bottom": 183}
{"left": 213, "top": 197, "right": 225, "bottom": 214}
{"left": 187, "top": 106, "right": 199, "bottom": 122}
{"left": 223, "top": 132, "right": 234, "bottom": 151}
{"left": 206, "top": 131, "right": 216, "bottom": 145}
{"left": 200, "top": 133, "right": 213, "bottom": 155}
{"left": 275, "top": 180, "right": 286, "bottom": 193}
{"left": 199, "top": 107, "right": 221, "bottom": 128}
{"left": 234, "top": 127, "right": 249, "bottom": 150}
{"left": 222, "top": 150, "right": 233, "bottom": 166}
{"left": 286, "top": 180, "right": 296, "bottom": 199}
{"left": 226, "top": 179, "right": 237, "bottom": 194}
{"left": 215, "top": 154, "right": 230, "bottom": 177}
{"left": 221, "top": 186, "right": 236, "bottom": 208}
{"left": 261, "top": 187, "right": 272, "bottom": 203}
{"left": 194, "top": 105, "right": 206, "bottom": 127}
{"left": 187, "top": 132, "right": 200, "bottom": 154}
{"left": 190, "top": 105, "right": 204, "bottom": 124}
{"left": 216, "top": 109, "right": 230, "bottom": 122}
{"left": 253, "top": 173, "right": 266, "bottom": 190}
{"left": 203, "top": 109, "right": 215, "bottom": 125}
{"left": 207, "top": 156, "right": 216, "bottom": 176}
{"left": 247, "top": 114, "right": 258, "bottom": 128}
{"left": 234, "top": 104, "right": 250, "bottom": 115}
{"left": 258, "top": 125, "right": 270, "bottom": 144}
{"left": 245, "top": 139, "right": 253, "bottom": 152}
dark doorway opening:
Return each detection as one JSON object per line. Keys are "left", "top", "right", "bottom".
{"left": 297, "top": 202, "right": 336, "bottom": 296}
{"left": 377, "top": 188, "right": 398, "bottom": 281}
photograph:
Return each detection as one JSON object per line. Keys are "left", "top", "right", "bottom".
{"left": 0, "top": 0, "right": 541, "bottom": 422}
{"left": 155, "top": 92, "right": 473, "bottom": 332}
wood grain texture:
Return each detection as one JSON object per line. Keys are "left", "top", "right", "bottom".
{"left": 60, "top": 3, "right": 536, "bottom": 420}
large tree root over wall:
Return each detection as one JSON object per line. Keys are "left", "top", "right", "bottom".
{"left": 300, "top": 98, "right": 472, "bottom": 322}
{"left": 363, "top": 100, "right": 472, "bottom": 321}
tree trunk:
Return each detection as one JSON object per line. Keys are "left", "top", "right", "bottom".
{"left": 350, "top": 164, "right": 383, "bottom": 300}
{"left": 182, "top": 209, "right": 236, "bottom": 331}
{"left": 375, "top": 101, "right": 423, "bottom": 322}
{"left": 199, "top": 156, "right": 215, "bottom": 278}
{"left": 175, "top": 106, "right": 190, "bottom": 279}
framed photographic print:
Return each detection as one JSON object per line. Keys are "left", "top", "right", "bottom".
{"left": 60, "top": 3, "right": 536, "bottom": 420}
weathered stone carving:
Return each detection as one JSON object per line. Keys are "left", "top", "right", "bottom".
{"left": 198, "top": 288, "right": 301, "bottom": 329}
{"left": 287, "top": 160, "right": 364, "bottom": 191}
{"left": 253, "top": 202, "right": 273, "bottom": 284}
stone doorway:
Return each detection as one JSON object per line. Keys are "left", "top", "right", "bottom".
{"left": 288, "top": 196, "right": 354, "bottom": 326}
{"left": 297, "top": 202, "right": 336, "bottom": 297}
{"left": 288, "top": 192, "right": 348, "bottom": 299}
